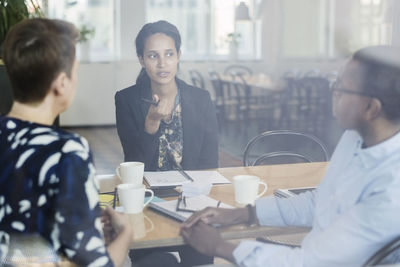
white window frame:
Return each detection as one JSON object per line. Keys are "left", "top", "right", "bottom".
{"left": 146, "top": 0, "right": 262, "bottom": 62}
{"left": 46, "top": 0, "right": 120, "bottom": 62}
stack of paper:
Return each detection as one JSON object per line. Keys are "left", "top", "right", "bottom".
{"left": 181, "top": 181, "right": 212, "bottom": 197}
{"left": 144, "top": 170, "right": 230, "bottom": 188}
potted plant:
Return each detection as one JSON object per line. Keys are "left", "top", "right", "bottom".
{"left": 0, "top": 0, "right": 43, "bottom": 115}
{"left": 78, "top": 24, "right": 95, "bottom": 62}
{"left": 226, "top": 32, "right": 241, "bottom": 61}
{"left": 0, "top": 0, "right": 43, "bottom": 55}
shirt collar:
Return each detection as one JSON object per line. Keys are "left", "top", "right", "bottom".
{"left": 356, "top": 130, "right": 400, "bottom": 168}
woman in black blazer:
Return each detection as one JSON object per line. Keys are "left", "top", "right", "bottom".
{"left": 115, "top": 20, "right": 218, "bottom": 171}
{"left": 115, "top": 20, "right": 217, "bottom": 266}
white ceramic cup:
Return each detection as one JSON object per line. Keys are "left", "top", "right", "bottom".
{"left": 233, "top": 175, "right": 267, "bottom": 205}
{"left": 116, "top": 162, "right": 144, "bottom": 185}
{"left": 117, "top": 184, "right": 154, "bottom": 214}
{"left": 130, "top": 213, "right": 154, "bottom": 240}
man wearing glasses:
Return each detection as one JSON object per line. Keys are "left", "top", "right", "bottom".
{"left": 181, "top": 45, "right": 400, "bottom": 266}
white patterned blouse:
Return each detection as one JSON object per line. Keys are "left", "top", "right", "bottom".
{"left": 0, "top": 116, "right": 113, "bottom": 266}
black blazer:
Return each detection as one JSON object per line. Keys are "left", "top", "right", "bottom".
{"left": 115, "top": 78, "right": 218, "bottom": 171}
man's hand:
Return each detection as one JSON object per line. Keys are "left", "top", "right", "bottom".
{"left": 181, "top": 207, "right": 250, "bottom": 229}
{"left": 180, "top": 221, "right": 237, "bottom": 261}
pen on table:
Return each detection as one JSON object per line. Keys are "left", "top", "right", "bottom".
{"left": 141, "top": 98, "right": 159, "bottom": 106}
{"left": 178, "top": 168, "right": 194, "bottom": 182}
{"left": 216, "top": 201, "right": 221, "bottom": 208}
{"left": 183, "top": 195, "right": 187, "bottom": 207}
{"left": 166, "top": 146, "right": 194, "bottom": 182}
{"left": 176, "top": 194, "right": 183, "bottom": 211}
{"left": 112, "top": 188, "right": 117, "bottom": 209}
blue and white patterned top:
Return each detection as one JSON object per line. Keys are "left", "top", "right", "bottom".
{"left": 0, "top": 116, "right": 113, "bottom": 266}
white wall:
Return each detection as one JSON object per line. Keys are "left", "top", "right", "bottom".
{"left": 392, "top": 0, "right": 400, "bottom": 46}
{"left": 61, "top": 0, "right": 145, "bottom": 126}
{"left": 60, "top": 61, "right": 141, "bottom": 125}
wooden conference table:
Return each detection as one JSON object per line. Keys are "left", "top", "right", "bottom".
{"left": 98, "top": 162, "right": 328, "bottom": 250}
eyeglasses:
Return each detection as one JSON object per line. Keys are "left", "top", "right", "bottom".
{"left": 330, "top": 81, "right": 377, "bottom": 99}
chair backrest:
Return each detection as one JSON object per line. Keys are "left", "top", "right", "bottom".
{"left": 188, "top": 69, "right": 205, "bottom": 89}
{"left": 208, "top": 71, "right": 224, "bottom": 101}
{"left": 303, "top": 69, "right": 320, "bottom": 78}
{"left": 0, "top": 65, "right": 13, "bottom": 116}
{"left": 363, "top": 236, "right": 400, "bottom": 266}
{"left": 279, "top": 77, "right": 331, "bottom": 136}
{"left": 283, "top": 69, "right": 300, "bottom": 79}
{"left": 230, "top": 73, "right": 250, "bottom": 108}
{"left": 243, "top": 130, "right": 329, "bottom": 166}
{"left": 224, "top": 64, "right": 252, "bottom": 77}
{"left": 3, "top": 233, "right": 77, "bottom": 266}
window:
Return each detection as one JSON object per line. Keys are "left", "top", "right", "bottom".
{"left": 281, "top": 0, "right": 331, "bottom": 58}
{"left": 47, "top": 0, "right": 118, "bottom": 62}
{"left": 281, "top": 0, "right": 393, "bottom": 58}
{"left": 348, "top": 0, "right": 392, "bottom": 50}
{"left": 146, "top": 0, "right": 262, "bottom": 61}
{"left": 333, "top": 0, "right": 393, "bottom": 56}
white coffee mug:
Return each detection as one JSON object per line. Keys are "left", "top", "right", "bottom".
{"left": 117, "top": 184, "right": 154, "bottom": 214}
{"left": 116, "top": 162, "right": 144, "bottom": 185}
{"left": 233, "top": 175, "right": 267, "bottom": 205}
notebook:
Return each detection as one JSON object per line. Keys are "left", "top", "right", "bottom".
{"left": 144, "top": 170, "right": 230, "bottom": 188}
{"left": 274, "top": 186, "right": 316, "bottom": 198}
{"left": 148, "top": 195, "right": 232, "bottom": 222}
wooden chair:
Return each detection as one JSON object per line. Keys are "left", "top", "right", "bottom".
{"left": 208, "top": 71, "right": 236, "bottom": 131}
{"left": 230, "top": 74, "right": 282, "bottom": 135}
{"left": 224, "top": 65, "right": 252, "bottom": 77}
{"left": 188, "top": 69, "right": 205, "bottom": 90}
{"left": 243, "top": 130, "right": 329, "bottom": 166}
{"left": 279, "top": 77, "right": 331, "bottom": 137}
{"left": 302, "top": 69, "right": 320, "bottom": 78}
{"left": 0, "top": 65, "right": 13, "bottom": 116}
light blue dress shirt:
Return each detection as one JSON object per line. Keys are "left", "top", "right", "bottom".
{"left": 233, "top": 130, "right": 400, "bottom": 266}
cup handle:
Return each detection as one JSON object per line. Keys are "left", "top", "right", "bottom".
{"left": 116, "top": 166, "right": 121, "bottom": 179}
{"left": 256, "top": 182, "right": 268, "bottom": 198}
{"left": 143, "top": 214, "right": 154, "bottom": 233}
{"left": 143, "top": 189, "right": 154, "bottom": 207}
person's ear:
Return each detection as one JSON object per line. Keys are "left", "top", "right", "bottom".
{"left": 139, "top": 56, "right": 145, "bottom": 68}
{"left": 365, "top": 98, "right": 382, "bottom": 121}
{"left": 51, "top": 72, "right": 68, "bottom": 97}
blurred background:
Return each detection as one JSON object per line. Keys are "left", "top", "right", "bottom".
{"left": 1, "top": 0, "right": 398, "bottom": 173}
